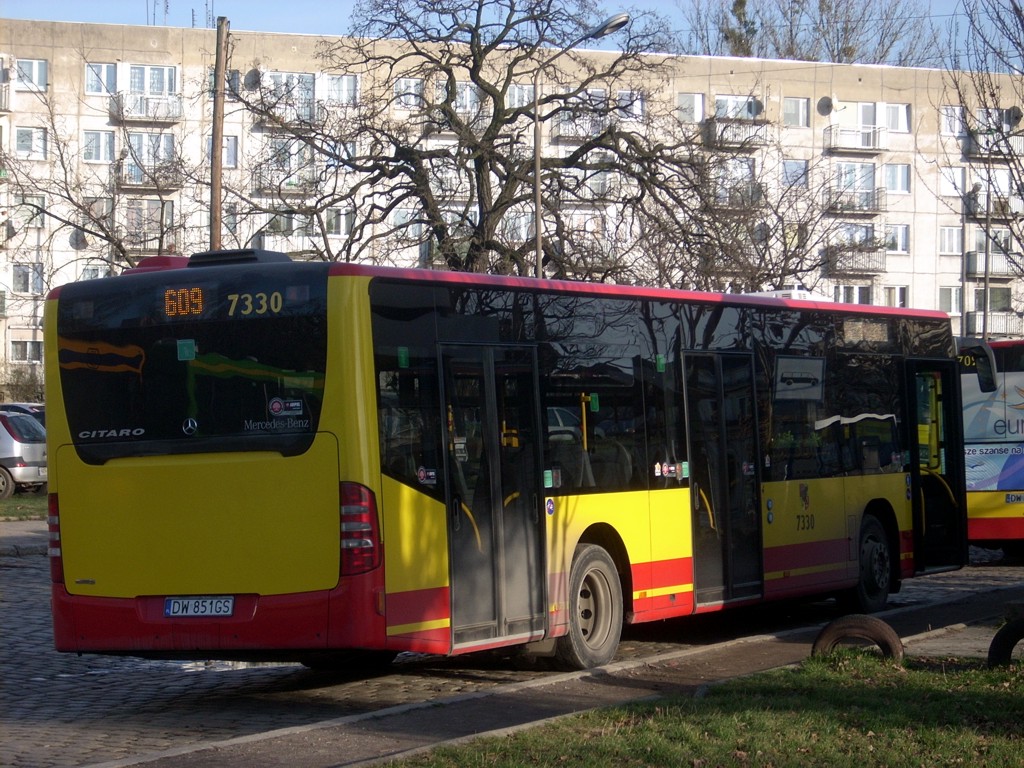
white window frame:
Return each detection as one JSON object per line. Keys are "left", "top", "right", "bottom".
{"left": 782, "top": 97, "right": 809, "bottom": 127}
{"left": 15, "top": 58, "right": 47, "bottom": 91}
{"left": 939, "top": 286, "right": 962, "bottom": 314}
{"left": 883, "top": 163, "right": 911, "bottom": 194}
{"left": 10, "top": 340, "right": 43, "bottom": 363}
{"left": 14, "top": 194, "right": 46, "bottom": 229}
{"left": 395, "top": 77, "right": 425, "bottom": 110}
{"left": 834, "top": 284, "right": 874, "bottom": 304}
{"left": 715, "top": 94, "right": 759, "bottom": 120}
{"left": 677, "top": 92, "right": 705, "bottom": 123}
{"left": 80, "top": 264, "right": 114, "bottom": 281}
{"left": 125, "top": 198, "right": 174, "bottom": 242}
{"left": 508, "top": 82, "right": 535, "bottom": 110}
{"left": 977, "top": 286, "right": 1012, "bottom": 312}
{"left": 885, "top": 224, "right": 910, "bottom": 254}
{"left": 83, "top": 130, "right": 115, "bottom": 163}
{"left": 783, "top": 158, "right": 809, "bottom": 188}
{"left": 208, "top": 135, "right": 239, "bottom": 168}
{"left": 941, "top": 105, "right": 966, "bottom": 136}
{"left": 129, "top": 64, "right": 177, "bottom": 96}
{"left": 325, "top": 208, "right": 353, "bottom": 236}
{"left": 883, "top": 286, "right": 909, "bottom": 308}
{"left": 885, "top": 103, "right": 911, "bottom": 133}
{"left": 13, "top": 263, "right": 45, "bottom": 294}
{"left": 15, "top": 127, "right": 47, "bottom": 160}
{"left": 940, "top": 166, "right": 964, "bottom": 196}
{"left": 323, "top": 73, "right": 358, "bottom": 105}
{"left": 85, "top": 63, "right": 117, "bottom": 95}
{"left": 938, "top": 225, "right": 963, "bottom": 255}
{"left": 616, "top": 89, "right": 645, "bottom": 121}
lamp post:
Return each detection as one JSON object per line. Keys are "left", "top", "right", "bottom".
{"left": 533, "top": 13, "right": 630, "bottom": 279}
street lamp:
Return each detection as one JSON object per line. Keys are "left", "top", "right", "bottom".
{"left": 533, "top": 13, "right": 630, "bottom": 279}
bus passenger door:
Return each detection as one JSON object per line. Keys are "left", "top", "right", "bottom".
{"left": 908, "top": 360, "right": 968, "bottom": 571}
{"left": 440, "top": 345, "right": 546, "bottom": 650}
{"left": 684, "top": 353, "right": 764, "bottom": 606}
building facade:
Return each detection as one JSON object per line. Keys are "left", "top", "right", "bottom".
{"left": 0, "top": 18, "right": 1020, "bottom": 394}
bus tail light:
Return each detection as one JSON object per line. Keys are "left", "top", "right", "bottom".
{"left": 340, "top": 482, "right": 381, "bottom": 576}
{"left": 48, "top": 494, "right": 64, "bottom": 584}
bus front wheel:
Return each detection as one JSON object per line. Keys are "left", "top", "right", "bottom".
{"left": 842, "top": 514, "right": 891, "bottom": 614}
{"left": 555, "top": 544, "right": 623, "bottom": 670}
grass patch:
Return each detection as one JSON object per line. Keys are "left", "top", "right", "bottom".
{"left": 396, "top": 652, "right": 1024, "bottom": 767}
{"left": 0, "top": 493, "right": 48, "bottom": 520}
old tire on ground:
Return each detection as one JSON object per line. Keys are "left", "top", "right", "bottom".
{"left": 841, "top": 514, "right": 891, "bottom": 613}
{"left": 555, "top": 544, "right": 623, "bottom": 670}
{"left": 987, "top": 618, "right": 1024, "bottom": 667}
{"left": 0, "top": 467, "right": 14, "bottom": 499}
{"left": 811, "top": 614, "right": 904, "bottom": 662}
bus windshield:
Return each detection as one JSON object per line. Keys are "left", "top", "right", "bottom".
{"left": 55, "top": 263, "right": 329, "bottom": 464}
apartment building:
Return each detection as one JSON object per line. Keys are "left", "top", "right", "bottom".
{"left": 0, "top": 18, "right": 1020, "bottom": 392}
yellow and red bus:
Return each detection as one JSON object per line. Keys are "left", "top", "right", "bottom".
{"left": 46, "top": 249, "right": 982, "bottom": 669}
{"left": 962, "top": 339, "right": 1024, "bottom": 556}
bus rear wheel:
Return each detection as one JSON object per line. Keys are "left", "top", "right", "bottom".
{"left": 555, "top": 544, "right": 623, "bottom": 670}
{"left": 841, "top": 514, "right": 891, "bottom": 614}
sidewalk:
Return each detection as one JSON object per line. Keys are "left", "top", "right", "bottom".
{"left": 0, "top": 517, "right": 47, "bottom": 557}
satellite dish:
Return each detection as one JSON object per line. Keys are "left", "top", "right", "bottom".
{"left": 817, "top": 96, "right": 834, "bottom": 116}
{"left": 1010, "top": 106, "right": 1023, "bottom": 125}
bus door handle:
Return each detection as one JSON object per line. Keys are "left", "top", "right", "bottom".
{"left": 451, "top": 496, "right": 462, "bottom": 531}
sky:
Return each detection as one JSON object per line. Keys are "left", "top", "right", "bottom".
{"left": 0, "top": 0, "right": 969, "bottom": 41}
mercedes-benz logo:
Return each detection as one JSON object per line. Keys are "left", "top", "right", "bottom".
{"left": 182, "top": 418, "right": 199, "bottom": 436}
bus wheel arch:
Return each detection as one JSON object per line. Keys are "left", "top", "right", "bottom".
{"left": 554, "top": 541, "right": 625, "bottom": 670}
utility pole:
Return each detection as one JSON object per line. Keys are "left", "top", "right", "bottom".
{"left": 210, "top": 16, "right": 229, "bottom": 250}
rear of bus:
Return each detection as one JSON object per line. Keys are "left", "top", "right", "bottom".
{"left": 45, "top": 250, "right": 385, "bottom": 659}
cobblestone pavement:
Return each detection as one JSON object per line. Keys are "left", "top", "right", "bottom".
{"left": 2, "top": 545, "right": 1021, "bottom": 768}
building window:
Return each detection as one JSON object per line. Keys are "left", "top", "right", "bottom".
{"left": 15, "top": 59, "right": 48, "bottom": 91}
{"left": 783, "top": 159, "right": 809, "bottom": 188}
{"left": 508, "top": 82, "right": 535, "bottom": 109}
{"left": 884, "top": 163, "right": 911, "bottom": 193}
{"left": 207, "top": 135, "right": 239, "bottom": 168}
{"left": 11, "top": 341, "right": 43, "bottom": 363}
{"left": 976, "top": 286, "right": 1012, "bottom": 312}
{"left": 223, "top": 203, "right": 238, "bottom": 235}
{"left": 835, "top": 285, "right": 873, "bottom": 304}
{"left": 939, "top": 226, "right": 963, "bottom": 255}
{"left": 782, "top": 97, "right": 809, "bottom": 127}
{"left": 715, "top": 94, "right": 760, "bottom": 120}
{"left": 85, "top": 63, "right": 116, "bottom": 94}
{"left": 130, "top": 65, "right": 177, "bottom": 96}
{"left": 325, "top": 208, "right": 353, "bottom": 236}
{"left": 13, "top": 264, "right": 45, "bottom": 294}
{"left": 83, "top": 130, "right": 115, "bottom": 163}
{"left": 15, "top": 127, "right": 47, "bottom": 160}
{"left": 616, "top": 90, "right": 645, "bottom": 120}
{"left": 883, "top": 286, "right": 908, "bottom": 307}
{"left": 940, "top": 286, "right": 962, "bottom": 314}
{"left": 885, "top": 224, "right": 910, "bottom": 253}
{"left": 941, "top": 105, "right": 966, "bottom": 136}
{"left": 677, "top": 92, "right": 704, "bottom": 123}
{"left": 885, "top": 103, "right": 911, "bottom": 133}
{"left": 81, "top": 264, "right": 113, "bottom": 280}
{"left": 207, "top": 67, "right": 241, "bottom": 97}
{"left": 395, "top": 77, "right": 425, "bottom": 109}
{"left": 975, "top": 227, "right": 1012, "bottom": 254}
{"left": 323, "top": 73, "right": 358, "bottom": 105}
{"left": 14, "top": 195, "right": 45, "bottom": 229}
{"left": 125, "top": 199, "right": 174, "bottom": 249}
{"left": 267, "top": 212, "right": 295, "bottom": 235}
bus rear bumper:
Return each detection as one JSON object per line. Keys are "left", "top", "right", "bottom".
{"left": 50, "top": 578, "right": 387, "bottom": 659}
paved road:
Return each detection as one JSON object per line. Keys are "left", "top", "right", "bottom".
{"left": 2, "top": 538, "right": 1022, "bottom": 768}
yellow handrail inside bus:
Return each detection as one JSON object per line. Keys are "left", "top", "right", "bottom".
{"left": 459, "top": 501, "right": 483, "bottom": 552}
{"left": 699, "top": 487, "right": 716, "bottom": 531}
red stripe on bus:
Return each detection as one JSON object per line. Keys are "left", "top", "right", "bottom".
{"left": 763, "top": 538, "right": 849, "bottom": 572}
{"left": 386, "top": 586, "right": 450, "bottom": 627}
{"left": 969, "top": 517, "right": 1024, "bottom": 541}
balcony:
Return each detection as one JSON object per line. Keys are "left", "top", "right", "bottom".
{"left": 110, "top": 93, "right": 183, "bottom": 123}
{"left": 964, "top": 131, "right": 1024, "bottom": 160}
{"left": 702, "top": 117, "right": 769, "bottom": 149}
{"left": 711, "top": 181, "right": 765, "bottom": 210}
{"left": 964, "top": 311, "right": 1024, "bottom": 337}
{"left": 117, "top": 162, "right": 184, "bottom": 190}
{"left": 965, "top": 250, "right": 1024, "bottom": 278}
{"left": 964, "top": 190, "right": 1024, "bottom": 220}
{"left": 254, "top": 97, "right": 317, "bottom": 128}
{"left": 823, "top": 245, "right": 887, "bottom": 276}
{"left": 823, "top": 186, "right": 887, "bottom": 215}
{"left": 551, "top": 113, "right": 607, "bottom": 142}
{"left": 823, "top": 125, "right": 887, "bottom": 154}
{"left": 253, "top": 166, "right": 320, "bottom": 195}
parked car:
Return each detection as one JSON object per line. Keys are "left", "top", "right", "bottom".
{"left": 0, "top": 402, "right": 45, "bottom": 427}
{"left": 0, "top": 410, "right": 47, "bottom": 498}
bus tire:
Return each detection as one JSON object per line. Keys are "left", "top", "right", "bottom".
{"left": 811, "top": 614, "right": 904, "bottom": 661}
{"left": 842, "top": 514, "right": 891, "bottom": 614}
{"left": 555, "top": 544, "right": 623, "bottom": 670}
{"left": 987, "top": 618, "right": 1024, "bottom": 667}
{"left": 0, "top": 467, "right": 14, "bottom": 499}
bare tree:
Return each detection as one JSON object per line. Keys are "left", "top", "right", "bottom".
{"left": 680, "top": 0, "right": 935, "bottom": 65}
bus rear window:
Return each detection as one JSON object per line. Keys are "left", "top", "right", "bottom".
{"left": 55, "top": 263, "right": 329, "bottom": 463}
